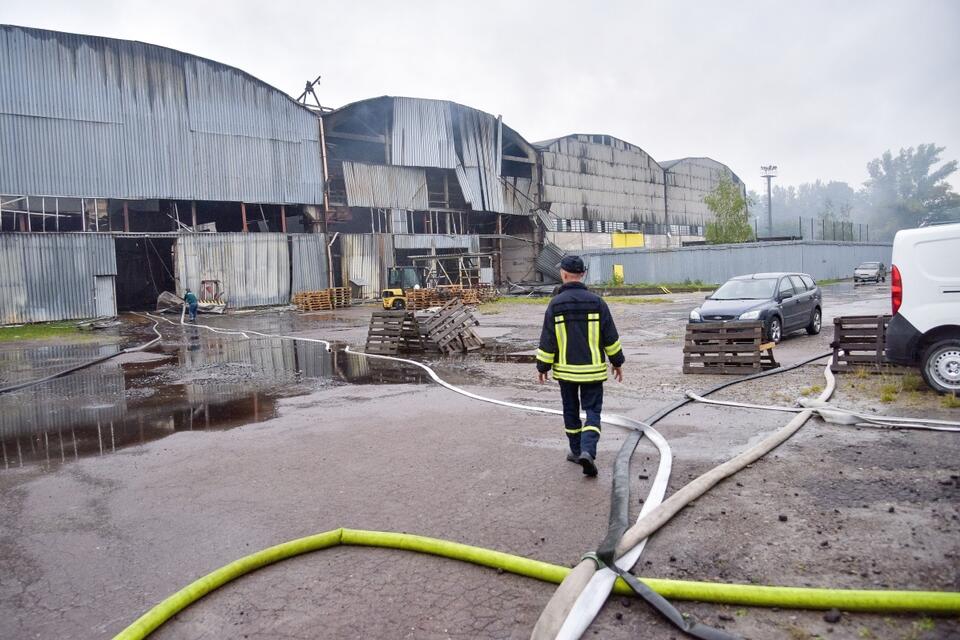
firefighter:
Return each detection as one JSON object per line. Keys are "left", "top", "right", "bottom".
{"left": 535, "top": 255, "right": 624, "bottom": 477}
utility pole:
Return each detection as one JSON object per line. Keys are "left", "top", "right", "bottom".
{"left": 760, "top": 165, "right": 777, "bottom": 237}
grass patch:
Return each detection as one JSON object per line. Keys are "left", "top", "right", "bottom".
{"left": 854, "top": 367, "right": 870, "bottom": 379}
{"left": 799, "top": 384, "right": 823, "bottom": 397}
{"left": 941, "top": 393, "right": 960, "bottom": 409}
{"left": 879, "top": 382, "right": 899, "bottom": 403}
{"left": 0, "top": 321, "right": 80, "bottom": 342}
{"left": 818, "top": 278, "right": 845, "bottom": 285}
{"left": 901, "top": 373, "right": 924, "bottom": 392}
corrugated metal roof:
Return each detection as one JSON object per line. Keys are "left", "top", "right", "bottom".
{"left": 290, "top": 233, "right": 330, "bottom": 294}
{"left": 174, "top": 233, "right": 290, "bottom": 308}
{"left": 0, "top": 233, "right": 117, "bottom": 324}
{"left": 663, "top": 157, "right": 747, "bottom": 227}
{"left": 539, "top": 135, "right": 666, "bottom": 224}
{"left": 342, "top": 161, "right": 429, "bottom": 209}
{"left": 391, "top": 97, "right": 458, "bottom": 169}
{"left": 0, "top": 25, "right": 323, "bottom": 204}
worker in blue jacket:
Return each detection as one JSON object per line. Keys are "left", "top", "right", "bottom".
{"left": 536, "top": 255, "right": 625, "bottom": 477}
{"left": 184, "top": 288, "right": 199, "bottom": 322}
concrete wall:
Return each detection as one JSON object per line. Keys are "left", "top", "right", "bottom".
{"left": 582, "top": 241, "right": 892, "bottom": 285}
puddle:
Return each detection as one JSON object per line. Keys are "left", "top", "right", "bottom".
{"left": 479, "top": 352, "right": 538, "bottom": 364}
{"left": 0, "top": 331, "right": 436, "bottom": 472}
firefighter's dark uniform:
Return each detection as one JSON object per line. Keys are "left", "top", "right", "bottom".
{"left": 535, "top": 281, "right": 625, "bottom": 460}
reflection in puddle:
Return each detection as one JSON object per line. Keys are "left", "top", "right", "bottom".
{"left": 0, "top": 335, "right": 428, "bottom": 472}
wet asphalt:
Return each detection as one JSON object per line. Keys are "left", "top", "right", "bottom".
{"left": 0, "top": 281, "right": 957, "bottom": 639}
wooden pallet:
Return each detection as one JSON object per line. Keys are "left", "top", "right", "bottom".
{"left": 420, "top": 299, "right": 484, "bottom": 354}
{"left": 293, "top": 287, "right": 351, "bottom": 311}
{"left": 683, "top": 321, "right": 774, "bottom": 374}
{"left": 365, "top": 311, "right": 424, "bottom": 355}
{"left": 831, "top": 314, "right": 891, "bottom": 373}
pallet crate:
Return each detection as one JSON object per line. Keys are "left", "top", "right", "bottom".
{"left": 682, "top": 321, "right": 776, "bottom": 374}
{"left": 365, "top": 311, "right": 423, "bottom": 355}
{"left": 831, "top": 315, "right": 891, "bottom": 373}
{"left": 420, "top": 299, "right": 484, "bottom": 354}
{"left": 293, "top": 287, "right": 352, "bottom": 312}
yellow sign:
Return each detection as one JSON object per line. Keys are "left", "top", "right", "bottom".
{"left": 612, "top": 231, "right": 644, "bottom": 248}
{"left": 612, "top": 264, "right": 624, "bottom": 282}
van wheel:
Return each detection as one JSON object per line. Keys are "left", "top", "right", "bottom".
{"left": 806, "top": 308, "right": 822, "bottom": 335}
{"left": 391, "top": 299, "right": 406, "bottom": 310}
{"left": 921, "top": 339, "right": 960, "bottom": 394}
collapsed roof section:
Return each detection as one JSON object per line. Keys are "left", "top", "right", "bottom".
{"left": 322, "top": 96, "right": 539, "bottom": 217}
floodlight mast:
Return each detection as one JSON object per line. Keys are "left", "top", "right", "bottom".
{"left": 760, "top": 165, "right": 778, "bottom": 236}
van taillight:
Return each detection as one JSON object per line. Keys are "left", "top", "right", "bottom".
{"left": 891, "top": 264, "right": 902, "bottom": 315}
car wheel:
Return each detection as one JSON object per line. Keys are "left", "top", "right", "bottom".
{"left": 767, "top": 316, "right": 782, "bottom": 344}
{"left": 921, "top": 339, "right": 960, "bottom": 394}
{"left": 391, "top": 299, "right": 405, "bottom": 310}
{"left": 806, "top": 307, "right": 822, "bottom": 335}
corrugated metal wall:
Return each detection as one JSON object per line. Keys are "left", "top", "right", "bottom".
{"left": 663, "top": 158, "right": 746, "bottom": 227}
{"left": 0, "top": 25, "right": 323, "bottom": 204}
{"left": 342, "top": 161, "right": 429, "bottom": 209}
{"left": 340, "top": 233, "right": 395, "bottom": 298}
{"left": 393, "top": 234, "right": 479, "bottom": 251}
{"left": 539, "top": 135, "right": 666, "bottom": 224}
{"left": 0, "top": 234, "right": 117, "bottom": 324}
{"left": 290, "top": 233, "right": 330, "bottom": 293}
{"left": 582, "top": 241, "right": 893, "bottom": 285}
{"left": 174, "top": 233, "right": 290, "bottom": 308}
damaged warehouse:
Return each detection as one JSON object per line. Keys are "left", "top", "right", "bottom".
{"left": 321, "top": 96, "right": 542, "bottom": 289}
{"left": 535, "top": 135, "right": 747, "bottom": 252}
{"left": 0, "top": 24, "right": 754, "bottom": 322}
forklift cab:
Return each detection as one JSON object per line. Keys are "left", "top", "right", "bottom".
{"left": 382, "top": 266, "right": 428, "bottom": 309}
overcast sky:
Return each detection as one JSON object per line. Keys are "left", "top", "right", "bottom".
{"left": 3, "top": 0, "right": 958, "bottom": 193}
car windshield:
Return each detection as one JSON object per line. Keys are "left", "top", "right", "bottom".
{"left": 710, "top": 278, "right": 778, "bottom": 300}
{"left": 858, "top": 262, "right": 879, "bottom": 268}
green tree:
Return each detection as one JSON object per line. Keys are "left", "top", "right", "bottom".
{"left": 704, "top": 174, "right": 752, "bottom": 244}
{"left": 863, "top": 144, "right": 959, "bottom": 238}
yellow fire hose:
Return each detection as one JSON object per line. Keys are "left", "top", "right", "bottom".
{"left": 114, "top": 527, "right": 960, "bottom": 639}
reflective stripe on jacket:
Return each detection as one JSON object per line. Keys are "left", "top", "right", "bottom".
{"left": 535, "top": 282, "right": 625, "bottom": 382}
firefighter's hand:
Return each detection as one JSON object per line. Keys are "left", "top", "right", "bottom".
{"left": 612, "top": 366, "right": 623, "bottom": 382}
{"left": 538, "top": 371, "right": 549, "bottom": 384}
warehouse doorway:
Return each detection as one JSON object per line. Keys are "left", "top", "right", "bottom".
{"left": 114, "top": 237, "right": 176, "bottom": 311}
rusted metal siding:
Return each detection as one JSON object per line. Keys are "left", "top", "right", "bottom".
{"left": 342, "top": 162, "right": 429, "bottom": 209}
{"left": 662, "top": 157, "right": 746, "bottom": 227}
{"left": 290, "top": 233, "right": 330, "bottom": 293}
{"left": 174, "top": 233, "right": 290, "bottom": 308}
{"left": 0, "top": 25, "right": 323, "bottom": 204}
{"left": 0, "top": 233, "right": 117, "bottom": 324}
{"left": 538, "top": 135, "right": 666, "bottom": 224}
{"left": 340, "top": 233, "right": 395, "bottom": 299}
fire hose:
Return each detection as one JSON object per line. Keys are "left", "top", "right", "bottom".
{"left": 14, "top": 313, "right": 955, "bottom": 638}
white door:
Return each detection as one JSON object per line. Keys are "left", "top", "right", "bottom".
{"left": 95, "top": 275, "right": 116, "bottom": 318}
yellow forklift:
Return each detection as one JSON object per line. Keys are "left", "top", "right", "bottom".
{"left": 381, "top": 266, "right": 430, "bottom": 310}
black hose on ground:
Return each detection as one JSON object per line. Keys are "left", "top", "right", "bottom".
{"left": 576, "top": 351, "right": 833, "bottom": 640}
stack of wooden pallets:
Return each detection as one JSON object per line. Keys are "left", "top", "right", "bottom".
{"left": 407, "top": 289, "right": 444, "bottom": 310}
{"left": 292, "top": 287, "right": 352, "bottom": 311}
{"left": 682, "top": 321, "right": 777, "bottom": 374}
{"left": 831, "top": 315, "right": 891, "bottom": 373}
{"left": 365, "top": 311, "right": 425, "bottom": 355}
{"left": 419, "top": 299, "right": 484, "bottom": 354}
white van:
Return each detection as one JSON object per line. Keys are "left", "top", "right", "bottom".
{"left": 885, "top": 222, "right": 960, "bottom": 393}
